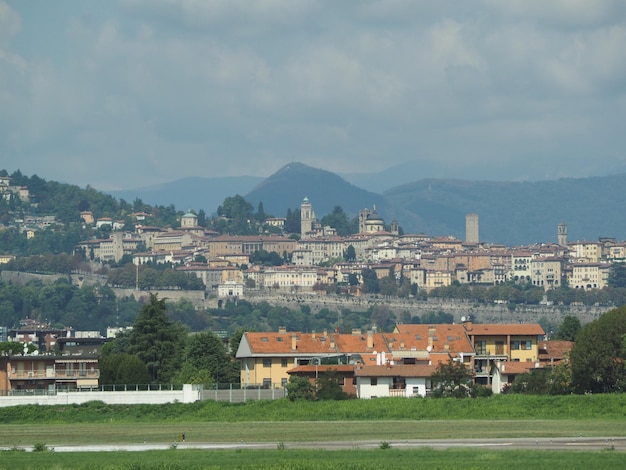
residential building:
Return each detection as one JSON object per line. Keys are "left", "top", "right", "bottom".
{"left": 569, "top": 262, "right": 610, "bottom": 290}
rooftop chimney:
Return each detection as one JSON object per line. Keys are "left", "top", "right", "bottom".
{"left": 278, "top": 326, "right": 286, "bottom": 334}
{"left": 367, "top": 330, "right": 374, "bottom": 349}
{"left": 291, "top": 334, "right": 297, "bottom": 351}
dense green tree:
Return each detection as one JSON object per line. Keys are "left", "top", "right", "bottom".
{"left": 284, "top": 208, "right": 301, "bottom": 234}
{"left": 344, "top": 245, "right": 356, "bottom": 262}
{"left": 609, "top": 262, "right": 626, "bottom": 288}
{"left": 197, "top": 209, "right": 207, "bottom": 227}
{"left": 286, "top": 375, "right": 315, "bottom": 401}
{"left": 379, "top": 277, "right": 398, "bottom": 297}
{"left": 554, "top": 315, "right": 582, "bottom": 341}
{"left": 215, "top": 195, "right": 255, "bottom": 234}
{"left": 249, "top": 249, "right": 283, "bottom": 266}
{"left": 182, "top": 330, "right": 239, "bottom": 384}
{"left": 431, "top": 360, "right": 474, "bottom": 398}
{"left": 315, "top": 369, "right": 349, "bottom": 400}
{"left": 360, "top": 268, "right": 380, "bottom": 294}
{"left": 570, "top": 306, "right": 626, "bottom": 393}
{"left": 320, "top": 206, "right": 353, "bottom": 237}
{"left": 127, "top": 294, "right": 187, "bottom": 383}
{"left": 99, "top": 353, "right": 151, "bottom": 385}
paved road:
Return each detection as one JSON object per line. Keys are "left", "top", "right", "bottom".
{"left": 8, "top": 437, "right": 625, "bottom": 452}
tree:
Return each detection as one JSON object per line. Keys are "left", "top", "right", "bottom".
{"left": 182, "top": 330, "right": 239, "bottom": 384}
{"left": 431, "top": 360, "right": 474, "bottom": 398}
{"left": 99, "top": 353, "right": 151, "bottom": 385}
{"left": 284, "top": 208, "right": 301, "bottom": 234}
{"left": 286, "top": 375, "right": 315, "bottom": 401}
{"left": 320, "top": 206, "right": 353, "bottom": 236}
{"left": 361, "top": 268, "right": 379, "bottom": 294}
{"left": 554, "top": 315, "right": 581, "bottom": 341}
{"left": 608, "top": 262, "right": 626, "bottom": 288}
{"left": 570, "top": 306, "right": 626, "bottom": 393}
{"left": 216, "top": 195, "right": 255, "bottom": 234}
{"left": 316, "top": 369, "right": 348, "bottom": 400}
{"left": 344, "top": 245, "right": 356, "bottom": 262}
{"left": 127, "top": 294, "right": 187, "bottom": 383}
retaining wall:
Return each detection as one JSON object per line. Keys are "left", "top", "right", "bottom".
{"left": 0, "top": 384, "right": 200, "bottom": 407}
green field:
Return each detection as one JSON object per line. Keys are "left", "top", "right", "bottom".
{"left": 1, "top": 447, "right": 625, "bottom": 470}
{"left": 1, "top": 394, "right": 625, "bottom": 469}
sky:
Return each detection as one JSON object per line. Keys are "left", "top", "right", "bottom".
{"left": 1, "top": 0, "right": 625, "bottom": 191}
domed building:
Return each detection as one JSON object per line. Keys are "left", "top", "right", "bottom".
{"left": 359, "top": 205, "right": 385, "bottom": 233}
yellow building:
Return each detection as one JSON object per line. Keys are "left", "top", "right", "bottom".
{"left": 462, "top": 321, "right": 544, "bottom": 387}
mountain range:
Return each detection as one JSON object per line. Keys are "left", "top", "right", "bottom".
{"left": 108, "top": 163, "right": 626, "bottom": 247}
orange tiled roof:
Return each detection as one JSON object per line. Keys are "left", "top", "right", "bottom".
{"left": 354, "top": 364, "right": 438, "bottom": 378}
{"left": 465, "top": 324, "right": 545, "bottom": 336}
{"left": 538, "top": 340, "right": 573, "bottom": 361}
{"left": 244, "top": 332, "right": 338, "bottom": 355}
{"left": 287, "top": 365, "right": 355, "bottom": 374}
{"left": 332, "top": 333, "right": 389, "bottom": 354}
{"left": 389, "top": 324, "right": 472, "bottom": 352}
{"left": 496, "top": 361, "right": 536, "bottom": 375}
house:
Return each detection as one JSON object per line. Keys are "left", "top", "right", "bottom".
{"left": 461, "top": 320, "right": 544, "bottom": 387}
{"left": 354, "top": 364, "right": 438, "bottom": 398}
{"left": 0, "top": 334, "right": 106, "bottom": 395}
{"left": 490, "top": 360, "right": 537, "bottom": 394}
{"left": 286, "top": 364, "right": 356, "bottom": 396}
{"left": 236, "top": 328, "right": 345, "bottom": 389}
{"left": 218, "top": 279, "right": 244, "bottom": 298}
{"left": 394, "top": 320, "right": 545, "bottom": 391}
{"left": 537, "top": 340, "right": 573, "bottom": 368}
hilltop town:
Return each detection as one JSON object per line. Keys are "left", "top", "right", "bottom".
{"left": 1, "top": 169, "right": 625, "bottom": 400}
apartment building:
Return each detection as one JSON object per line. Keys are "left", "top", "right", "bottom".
{"left": 531, "top": 257, "right": 563, "bottom": 290}
{"left": 568, "top": 262, "right": 610, "bottom": 290}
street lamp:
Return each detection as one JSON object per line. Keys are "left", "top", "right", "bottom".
{"left": 312, "top": 357, "right": 322, "bottom": 390}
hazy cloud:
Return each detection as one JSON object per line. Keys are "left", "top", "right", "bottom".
{"left": 1, "top": 0, "right": 625, "bottom": 190}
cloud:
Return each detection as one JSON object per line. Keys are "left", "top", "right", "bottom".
{"left": 0, "top": 0, "right": 625, "bottom": 189}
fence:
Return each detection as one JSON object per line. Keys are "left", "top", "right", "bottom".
{"left": 200, "top": 383, "right": 287, "bottom": 403}
{"left": 0, "top": 383, "right": 287, "bottom": 406}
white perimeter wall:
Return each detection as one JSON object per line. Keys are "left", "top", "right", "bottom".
{"left": 0, "top": 385, "right": 200, "bottom": 407}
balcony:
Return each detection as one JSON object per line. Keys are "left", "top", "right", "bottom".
{"left": 8, "top": 369, "right": 100, "bottom": 380}
{"left": 388, "top": 388, "right": 406, "bottom": 398}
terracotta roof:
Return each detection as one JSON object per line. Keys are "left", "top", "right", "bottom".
{"left": 244, "top": 332, "right": 338, "bottom": 355}
{"left": 287, "top": 365, "right": 355, "bottom": 374}
{"left": 332, "top": 333, "right": 389, "bottom": 354}
{"left": 385, "top": 325, "right": 473, "bottom": 355}
{"left": 465, "top": 324, "right": 545, "bottom": 336}
{"left": 495, "top": 361, "right": 536, "bottom": 375}
{"left": 355, "top": 364, "right": 438, "bottom": 378}
{"left": 538, "top": 340, "right": 573, "bottom": 361}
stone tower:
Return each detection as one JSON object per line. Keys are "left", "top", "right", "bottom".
{"left": 558, "top": 222, "right": 568, "bottom": 247}
{"left": 300, "top": 196, "right": 315, "bottom": 238}
{"left": 465, "top": 213, "right": 479, "bottom": 244}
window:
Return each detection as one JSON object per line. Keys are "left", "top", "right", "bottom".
{"left": 371, "top": 378, "right": 378, "bottom": 386}
{"left": 262, "top": 378, "right": 272, "bottom": 389}
{"left": 476, "top": 341, "right": 487, "bottom": 355}
{"left": 263, "top": 359, "right": 272, "bottom": 368}
{"left": 281, "top": 378, "right": 288, "bottom": 388}
{"left": 281, "top": 358, "right": 288, "bottom": 367}
{"left": 512, "top": 341, "right": 520, "bottom": 350}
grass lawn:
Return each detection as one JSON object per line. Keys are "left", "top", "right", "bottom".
{"left": 1, "top": 419, "right": 626, "bottom": 447}
{"left": 0, "top": 395, "right": 625, "bottom": 468}
{"left": 1, "top": 447, "right": 625, "bottom": 470}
